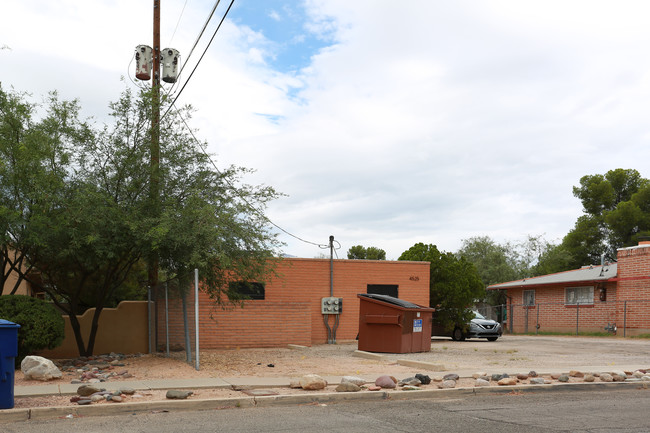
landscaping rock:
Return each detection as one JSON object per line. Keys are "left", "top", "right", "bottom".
{"left": 600, "top": 373, "right": 614, "bottom": 382}
{"left": 77, "top": 384, "right": 103, "bottom": 396}
{"left": 21, "top": 356, "right": 63, "bottom": 381}
{"left": 415, "top": 373, "right": 431, "bottom": 385}
{"left": 375, "top": 375, "right": 397, "bottom": 389}
{"left": 399, "top": 377, "right": 422, "bottom": 387}
{"left": 341, "top": 376, "right": 366, "bottom": 386}
{"left": 336, "top": 382, "right": 361, "bottom": 392}
{"left": 166, "top": 390, "right": 193, "bottom": 399}
{"left": 569, "top": 370, "right": 584, "bottom": 377}
{"left": 402, "top": 385, "right": 421, "bottom": 391}
{"left": 441, "top": 380, "right": 456, "bottom": 389}
{"left": 530, "top": 378, "right": 546, "bottom": 385}
{"left": 497, "top": 377, "right": 517, "bottom": 386}
{"left": 443, "top": 373, "right": 459, "bottom": 381}
{"left": 516, "top": 373, "right": 528, "bottom": 380}
{"left": 475, "top": 378, "right": 490, "bottom": 387}
{"left": 300, "top": 374, "right": 327, "bottom": 390}
{"left": 558, "top": 375, "right": 570, "bottom": 383}
{"left": 583, "top": 374, "right": 596, "bottom": 382}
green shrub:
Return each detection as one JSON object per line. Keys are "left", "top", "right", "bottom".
{"left": 0, "top": 295, "right": 65, "bottom": 365}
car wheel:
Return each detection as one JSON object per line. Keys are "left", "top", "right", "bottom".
{"left": 451, "top": 327, "right": 465, "bottom": 341}
{"left": 487, "top": 337, "right": 498, "bottom": 342}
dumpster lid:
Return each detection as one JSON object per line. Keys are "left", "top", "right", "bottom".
{"left": 357, "top": 293, "right": 427, "bottom": 309}
{"left": 0, "top": 319, "right": 20, "bottom": 328}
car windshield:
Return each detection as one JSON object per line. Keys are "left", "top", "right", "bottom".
{"left": 473, "top": 311, "right": 486, "bottom": 320}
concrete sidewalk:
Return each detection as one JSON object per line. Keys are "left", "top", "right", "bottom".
{"left": 4, "top": 364, "right": 649, "bottom": 424}
{"left": 14, "top": 363, "right": 649, "bottom": 397}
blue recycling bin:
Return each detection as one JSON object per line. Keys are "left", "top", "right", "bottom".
{"left": 0, "top": 319, "right": 20, "bottom": 409}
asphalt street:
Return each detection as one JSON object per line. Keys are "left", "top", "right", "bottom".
{"left": 3, "top": 387, "right": 650, "bottom": 433}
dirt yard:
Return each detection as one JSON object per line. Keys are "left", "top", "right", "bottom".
{"left": 13, "top": 335, "right": 650, "bottom": 409}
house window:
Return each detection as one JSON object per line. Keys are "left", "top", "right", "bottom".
{"left": 229, "top": 281, "right": 265, "bottom": 300}
{"left": 565, "top": 286, "right": 593, "bottom": 305}
{"left": 523, "top": 290, "right": 535, "bottom": 306}
{"left": 367, "top": 284, "right": 398, "bottom": 298}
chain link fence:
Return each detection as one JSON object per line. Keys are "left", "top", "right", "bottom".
{"left": 475, "top": 301, "right": 650, "bottom": 337}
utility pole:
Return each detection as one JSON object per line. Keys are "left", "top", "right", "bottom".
{"left": 135, "top": 0, "right": 180, "bottom": 354}
{"left": 148, "top": 0, "right": 161, "bottom": 293}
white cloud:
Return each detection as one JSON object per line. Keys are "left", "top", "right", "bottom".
{"left": 3, "top": 0, "right": 650, "bottom": 261}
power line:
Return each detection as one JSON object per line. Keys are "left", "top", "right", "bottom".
{"left": 173, "top": 110, "right": 329, "bottom": 249}
{"left": 177, "top": 0, "right": 221, "bottom": 79}
{"left": 162, "top": 0, "right": 234, "bottom": 121}
{"left": 167, "top": 0, "right": 190, "bottom": 47}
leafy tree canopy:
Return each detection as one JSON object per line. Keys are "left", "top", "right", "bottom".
{"left": 0, "top": 85, "right": 282, "bottom": 356}
{"left": 563, "top": 168, "right": 650, "bottom": 265}
{"left": 347, "top": 245, "right": 386, "bottom": 260}
{"left": 399, "top": 243, "right": 484, "bottom": 330}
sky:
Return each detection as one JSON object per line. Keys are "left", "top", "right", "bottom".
{"left": 3, "top": 0, "right": 650, "bottom": 260}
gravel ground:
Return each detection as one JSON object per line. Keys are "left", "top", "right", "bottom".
{"left": 12, "top": 335, "right": 650, "bottom": 409}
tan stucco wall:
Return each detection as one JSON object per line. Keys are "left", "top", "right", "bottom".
{"left": 37, "top": 301, "right": 149, "bottom": 358}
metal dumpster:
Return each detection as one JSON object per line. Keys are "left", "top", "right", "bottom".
{"left": 0, "top": 319, "right": 20, "bottom": 409}
{"left": 357, "top": 294, "right": 434, "bottom": 353}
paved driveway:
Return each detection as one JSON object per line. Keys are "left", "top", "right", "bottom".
{"left": 382, "top": 335, "right": 650, "bottom": 373}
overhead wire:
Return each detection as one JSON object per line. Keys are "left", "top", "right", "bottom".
{"left": 161, "top": 0, "right": 233, "bottom": 121}
{"left": 138, "top": 0, "right": 333, "bottom": 251}
{"left": 167, "top": 0, "right": 190, "bottom": 47}
{"left": 174, "top": 111, "right": 329, "bottom": 249}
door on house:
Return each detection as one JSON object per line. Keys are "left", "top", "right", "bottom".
{"left": 367, "top": 284, "right": 398, "bottom": 298}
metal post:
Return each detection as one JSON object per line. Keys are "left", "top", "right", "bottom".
{"left": 165, "top": 282, "right": 170, "bottom": 357}
{"left": 194, "top": 268, "right": 199, "bottom": 370}
{"left": 536, "top": 304, "right": 539, "bottom": 335}
{"left": 147, "top": 286, "right": 152, "bottom": 353}
{"left": 509, "top": 302, "right": 513, "bottom": 334}
{"left": 623, "top": 301, "right": 627, "bottom": 338}
{"left": 576, "top": 302, "right": 579, "bottom": 336}
{"left": 329, "top": 235, "right": 334, "bottom": 297}
{"left": 525, "top": 307, "right": 529, "bottom": 334}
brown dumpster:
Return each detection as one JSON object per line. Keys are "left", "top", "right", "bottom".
{"left": 357, "top": 293, "right": 434, "bottom": 353}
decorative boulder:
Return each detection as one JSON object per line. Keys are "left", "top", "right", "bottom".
{"left": 341, "top": 376, "right": 366, "bottom": 386}
{"left": 21, "top": 356, "right": 63, "bottom": 381}
{"left": 336, "top": 382, "right": 361, "bottom": 392}
{"left": 375, "top": 375, "right": 397, "bottom": 389}
{"left": 415, "top": 373, "right": 431, "bottom": 385}
{"left": 166, "top": 390, "right": 193, "bottom": 399}
{"left": 300, "top": 374, "right": 327, "bottom": 390}
{"left": 398, "top": 377, "right": 422, "bottom": 387}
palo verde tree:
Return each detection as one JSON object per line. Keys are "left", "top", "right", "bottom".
{"left": 399, "top": 243, "right": 484, "bottom": 331}
{"left": 0, "top": 85, "right": 282, "bottom": 356}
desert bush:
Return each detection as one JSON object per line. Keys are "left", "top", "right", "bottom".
{"left": 0, "top": 295, "right": 65, "bottom": 365}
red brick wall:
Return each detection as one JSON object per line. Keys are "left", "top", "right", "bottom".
{"left": 505, "top": 283, "right": 618, "bottom": 334}
{"left": 156, "top": 258, "right": 430, "bottom": 349}
{"left": 616, "top": 243, "right": 650, "bottom": 332}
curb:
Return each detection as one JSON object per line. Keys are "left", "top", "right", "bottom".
{"left": 2, "top": 380, "right": 645, "bottom": 423}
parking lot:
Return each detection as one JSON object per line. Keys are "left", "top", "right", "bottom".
{"left": 418, "top": 335, "right": 650, "bottom": 372}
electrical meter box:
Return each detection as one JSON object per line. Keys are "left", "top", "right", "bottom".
{"left": 321, "top": 297, "right": 343, "bottom": 314}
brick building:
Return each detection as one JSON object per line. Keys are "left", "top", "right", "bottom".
{"left": 156, "top": 258, "right": 430, "bottom": 349}
{"left": 488, "top": 239, "right": 650, "bottom": 335}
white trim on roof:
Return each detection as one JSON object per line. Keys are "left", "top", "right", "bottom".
{"left": 487, "top": 263, "right": 617, "bottom": 290}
